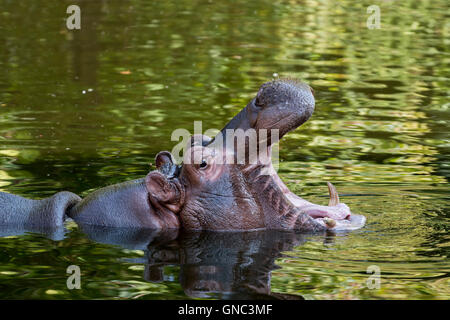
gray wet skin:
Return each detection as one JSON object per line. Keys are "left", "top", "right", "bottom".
{"left": 0, "top": 79, "right": 365, "bottom": 232}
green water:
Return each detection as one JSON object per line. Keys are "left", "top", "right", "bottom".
{"left": 0, "top": 0, "right": 448, "bottom": 299}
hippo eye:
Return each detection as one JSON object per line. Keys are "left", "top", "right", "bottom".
{"left": 199, "top": 159, "right": 207, "bottom": 169}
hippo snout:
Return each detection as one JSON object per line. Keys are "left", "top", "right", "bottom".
{"left": 252, "top": 79, "right": 315, "bottom": 139}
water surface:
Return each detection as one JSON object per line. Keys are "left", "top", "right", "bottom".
{"left": 0, "top": 0, "right": 448, "bottom": 299}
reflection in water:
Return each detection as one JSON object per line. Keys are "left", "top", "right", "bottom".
{"left": 0, "top": 225, "right": 66, "bottom": 241}
{"left": 79, "top": 225, "right": 315, "bottom": 300}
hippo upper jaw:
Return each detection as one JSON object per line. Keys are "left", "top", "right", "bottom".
{"left": 216, "top": 79, "right": 315, "bottom": 147}
{"left": 252, "top": 80, "right": 315, "bottom": 139}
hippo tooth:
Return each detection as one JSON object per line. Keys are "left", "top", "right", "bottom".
{"left": 327, "top": 182, "right": 340, "bottom": 207}
{"left": 323, "top": 217, "right": 337, "bottom": 228}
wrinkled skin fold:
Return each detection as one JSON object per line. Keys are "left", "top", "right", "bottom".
{"left": 0, "top": 79, "right": 366, "bottom": 233}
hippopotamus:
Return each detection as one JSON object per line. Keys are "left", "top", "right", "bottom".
{"left": 0, "top": 79, "right": 366, "bottom": 232}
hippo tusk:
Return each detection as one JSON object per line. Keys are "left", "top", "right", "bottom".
{"left": 327, "top": 182, "right": 340, "bottom": 206}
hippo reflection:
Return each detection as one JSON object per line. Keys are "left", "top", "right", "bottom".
{"left": 79, "top": 224, "right": 334, "bottom": 299}
{"left": 0, "top": 79, "right": 366, "bottom": 232}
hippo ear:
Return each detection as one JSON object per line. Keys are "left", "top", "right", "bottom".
{"left": 145, "top": 171, "right": 176, "bottom": 203}
{"left": 155, "top": 151, "right": 175, "bottom": 170}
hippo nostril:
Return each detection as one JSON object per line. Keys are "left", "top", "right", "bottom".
{"left": 254, "top": 97, "right": 263, "bottom": 108}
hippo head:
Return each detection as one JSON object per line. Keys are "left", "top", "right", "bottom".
{"left": 145, "top": 79, "right": 366, "bottom": 232}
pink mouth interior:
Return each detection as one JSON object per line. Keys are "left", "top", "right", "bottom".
{"left": 301, "top": 203, "right": 351, "bottom": 220}
{"left": 285, "top": 193, "right": 351, "bottom": 221}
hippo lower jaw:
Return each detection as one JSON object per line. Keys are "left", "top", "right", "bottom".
{"left": 285, "top": 183, "right": 366, "bottom": 232}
